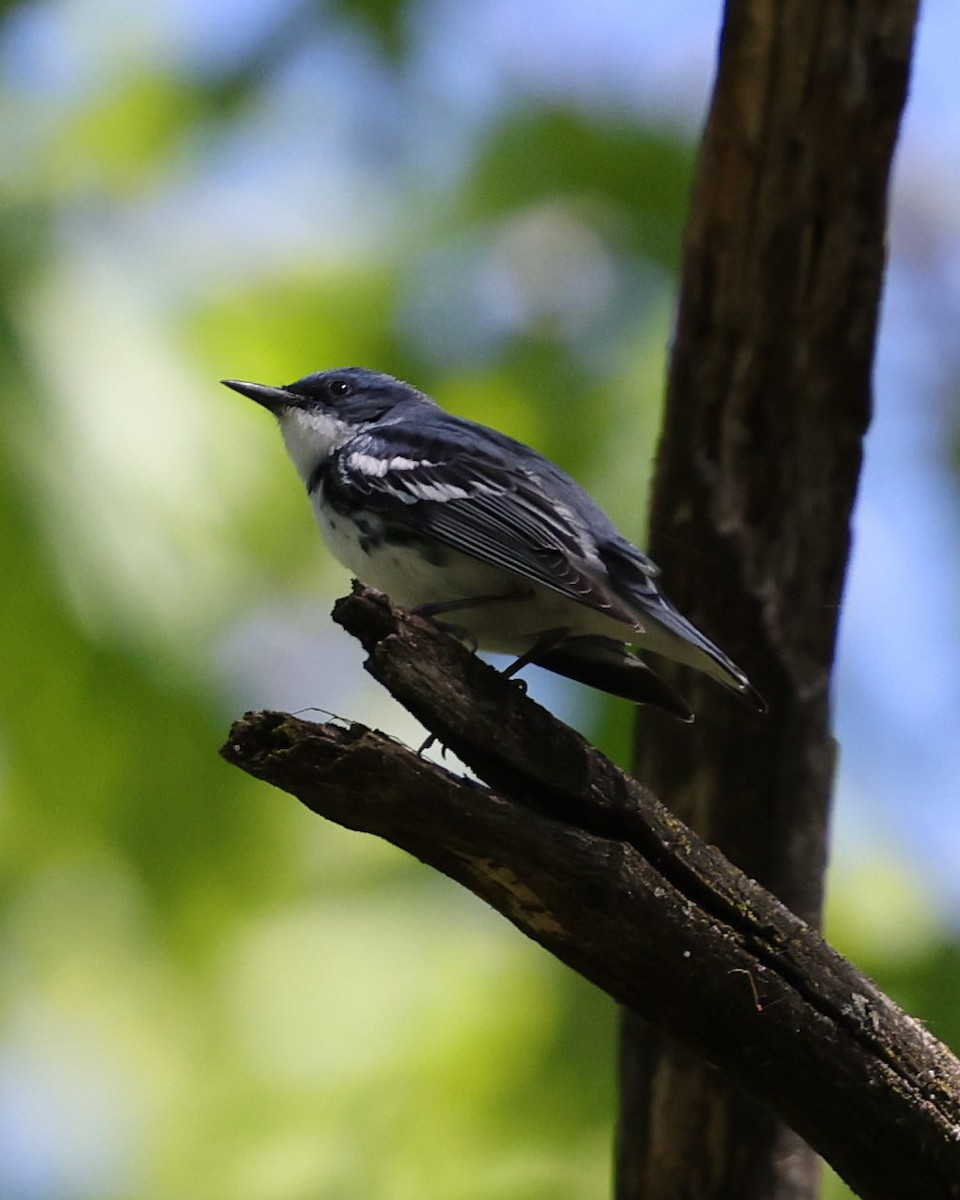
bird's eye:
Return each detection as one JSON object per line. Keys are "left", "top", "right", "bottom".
{"left": 327, "top": 379, "right": 354, "bottom": 399}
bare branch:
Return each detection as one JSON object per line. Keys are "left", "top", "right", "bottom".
{"left": 222, "top": 586, "right": 960, "bottom": 1200}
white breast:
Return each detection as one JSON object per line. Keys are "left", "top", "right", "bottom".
{"left": 308, "top": 491, "right": 632, "bottom": 654}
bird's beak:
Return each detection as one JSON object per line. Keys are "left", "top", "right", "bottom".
{"left": 221, "top": 379, "right": 293, "bottom": 414}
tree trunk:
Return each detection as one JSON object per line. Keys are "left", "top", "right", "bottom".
{"left": 618, "top": 2, "right": 920, "bottom": 1197}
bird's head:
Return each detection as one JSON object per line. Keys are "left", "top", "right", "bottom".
{"left": 223, "top": 367, "right": 431, "bottom": 480}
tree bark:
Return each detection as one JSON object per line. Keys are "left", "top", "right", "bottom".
{"left": 221, "top": 587, "right": 960, "bottom": 1200}
{"left": 620, "top": 2, "right": 920, "bottom": 1197}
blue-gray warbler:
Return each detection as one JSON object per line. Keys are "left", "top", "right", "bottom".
{"left": 224, "top": 367, "right": 763, "bottom": 720}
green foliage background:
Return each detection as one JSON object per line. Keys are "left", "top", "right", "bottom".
{"left": 0, "top": 3, "right": 956, "bottom": 1198}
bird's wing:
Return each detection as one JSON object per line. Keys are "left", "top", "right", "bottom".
{"left": 323, "top": 419, "right": 643, "bottom": 627}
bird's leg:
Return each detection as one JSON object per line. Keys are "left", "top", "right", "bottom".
{"left": 416, "top": 626, "right": 571, "bottom": 757}
{"left": 417, "top": 731, "right": 440, "bottom": 756}
{"left": 412, "top": 590, "right": 530, "bottom": 618}
{"left": 415, "top": 610, "right": 564, "bottom": 758}
{"left": 501, "top": 627, "right": 572, "bottom": 680}
{"left": 412, "top": 590, "right": 532, "bottom": 652}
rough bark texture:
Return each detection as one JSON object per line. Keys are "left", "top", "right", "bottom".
{"left": 221, "top": 587, "right": 960, "bottom": 1200}
{"left": 620, "top": 3, "right": 921, "bottom": 1197}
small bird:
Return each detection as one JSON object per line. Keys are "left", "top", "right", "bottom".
{"left": 224, "top": 367, "right": 763, "bottom": 720}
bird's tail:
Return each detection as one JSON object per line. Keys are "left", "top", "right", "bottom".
{"left": 599, "top": 539, "right": 765, "bottom": 712}
{"left": 638, "top": 603, "right": 767, "bottom": 713}
{"left": 533, "top": 636, "right": 695, "bottom": 721}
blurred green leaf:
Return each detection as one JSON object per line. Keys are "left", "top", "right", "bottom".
{"left": 461, "top": 108, "right": 695, "bottom": 271}
{"left": 329, "top": 0, "right": 412, "bottom": 58}
{"left": 52, "top": 74, "right": 204, "bottom": 194}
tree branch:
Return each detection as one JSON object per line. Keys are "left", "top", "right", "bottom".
{"left": 222, "top": 586, "right": 960, "bottom": 1200}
